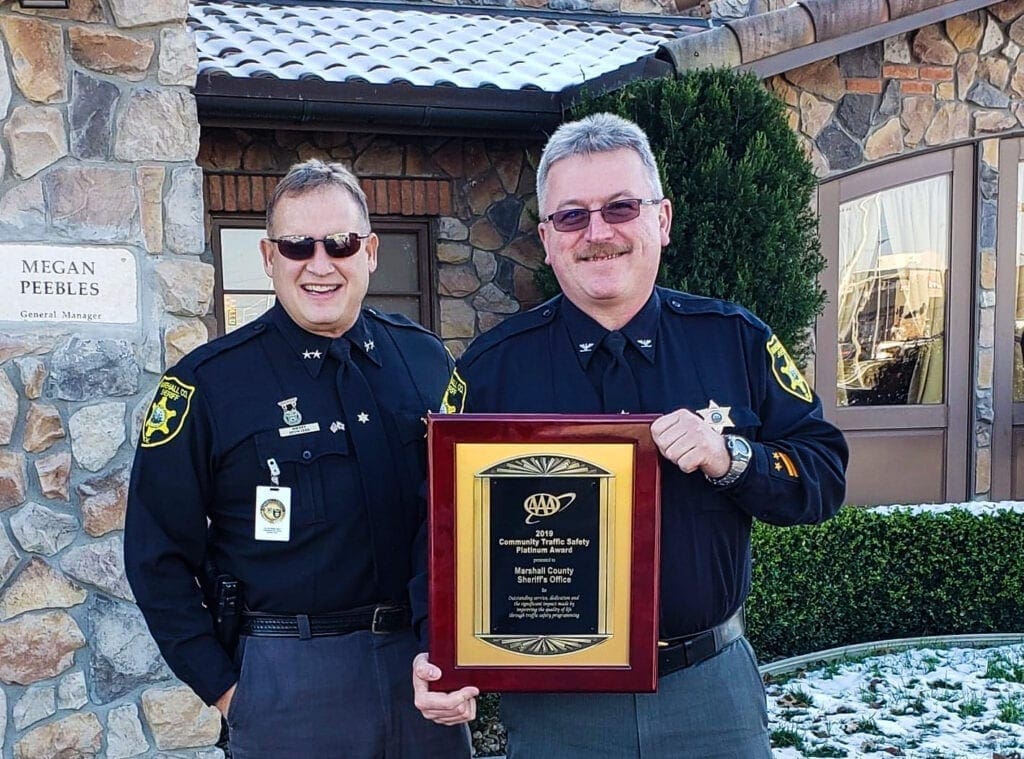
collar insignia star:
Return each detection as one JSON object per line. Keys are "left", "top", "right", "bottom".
{"left": 364, "top": 339, "right": 375, "bottom": 352}
{"left": 357, "top": 412, "right": 370, "bottom": 424}
{"left": 579, "top": 342, "right": 594, "bottom": 353}
{"left": 696, "top": 400, "right": 733, "bottom": 434}
{"left": 302, "top": 349, "right": 322, "bottom": 359}
{"left": 637, "top": 338, "right": 653, "bottom": 349}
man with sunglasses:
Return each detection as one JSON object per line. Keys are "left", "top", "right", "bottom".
{"left": 126, "top": 160, "right": 471, "bottom": 758}
{"left": 412, "top": 113, "right": 847, "bottom": 757}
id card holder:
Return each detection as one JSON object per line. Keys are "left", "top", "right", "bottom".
{"left": 255, "top": 486, "right": 291, "bottom": 542}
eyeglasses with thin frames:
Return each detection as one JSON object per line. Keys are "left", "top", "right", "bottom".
{"left": 267, "top": 232, "right": 370, "bottom": 260}
{"left": 541, "top": 198, "right": 662, "bottom": 233}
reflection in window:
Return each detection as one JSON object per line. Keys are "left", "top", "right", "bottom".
{"left": 837, "top": 176, "right": 949, "bottom": 406}
{"left": 215, "top": 225, "right": 428, "bottom": 333}
{"left": 1015, "top": 162, "right": 1024, "bottom": 402}
{"left": 220, "top": 228, "right": 275, "bottom": 333}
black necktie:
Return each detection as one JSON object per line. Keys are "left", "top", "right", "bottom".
{"left": 601, "top": 331, "right": 641, "bottom": 413}
{"left": 329, "top": 339, "right": 401, "bottom": 598}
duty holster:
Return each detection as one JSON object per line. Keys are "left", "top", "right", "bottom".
{"left": 202, "top": 559, "right": 242, "bottom": 657}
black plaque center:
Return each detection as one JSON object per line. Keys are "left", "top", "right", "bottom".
{"left": 488, "top": 476, "right": 600, "bottom": 635}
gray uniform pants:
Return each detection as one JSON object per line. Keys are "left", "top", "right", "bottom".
{"left": 502, "top": 637, "right": 771, "bottom": 759}
{"left": 226, "top": 629, "right": 471, "bottom": 759}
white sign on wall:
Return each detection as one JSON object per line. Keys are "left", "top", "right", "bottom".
{"left": 0, "top": 244, "right": 138, "bottom": 324}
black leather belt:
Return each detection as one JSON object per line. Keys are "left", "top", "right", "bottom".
{"left": 240, "top": 604, "right": 410, "bottom": 639}
{"left": 658, "top": 608, "right": 745, "bottom": 677}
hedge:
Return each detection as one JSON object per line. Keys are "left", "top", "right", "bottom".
{"left": 746, "top": 506, "right": 1024, "bottom": 661}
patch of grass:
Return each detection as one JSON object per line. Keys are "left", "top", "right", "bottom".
{"left": 890, "top": 695, "right": 926, "bottom": 716}
{"left": 957, "top": 691, "right": 985, "bottom": 719}
{"left": 852, "top": 716, "right": 881, "bottom": 735}
{"left": 784, "top": 686, "right": 815, "bottom": 707}
{"left": 769, "top": 727, "right": 804, "bottom": 749}
{"left": 997, "top": 694, "right": 1024, "bottom": 724}
{"left": 820, "top": 660, "right": 842, "bottom": 680}
{"left": 985, "top": 653, "right": 1024, "bottom": 684}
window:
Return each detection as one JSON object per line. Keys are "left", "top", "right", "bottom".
{"left": 836, "top": 175, "right": 950, "bottom": 406}
{"left": 212, "top": 216, "right": 434, "bottom": 334}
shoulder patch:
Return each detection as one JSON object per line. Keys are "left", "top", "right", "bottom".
{"left": 766, "top": 335, "right": 813, "bottom": 403}
{"left": 141, "top": 376, "right": 195, "bottom": 448}
{"left": 440, "top": 368, "right": 468, "bottom": 414}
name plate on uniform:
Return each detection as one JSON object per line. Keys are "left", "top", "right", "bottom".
{"left": 428, "top": 414, "right": 660, "bottom": 693}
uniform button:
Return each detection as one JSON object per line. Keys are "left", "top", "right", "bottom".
{"left": 542, "top": 309, "right": 552, "bottom": 317}
{"left": 253, "top": 323, "right": 266, "bottom": 332}
{"left": 671, "top": 300, "right": 681, "bottom": 308}
{"left": 302, "top": 450, "right": 312, "bottom": 460}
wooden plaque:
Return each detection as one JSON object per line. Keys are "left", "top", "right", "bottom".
{"left": 428, "top": 414, "right": 661, "bottom": 692}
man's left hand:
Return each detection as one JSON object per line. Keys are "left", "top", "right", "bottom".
{"left": 651, "top": 409, "right": 730, "bottom": 478}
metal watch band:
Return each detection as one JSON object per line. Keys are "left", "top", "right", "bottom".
{"left": 706, "top": 434, "right": 751, "bottom": 488}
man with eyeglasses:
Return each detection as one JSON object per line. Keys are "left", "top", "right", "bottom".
{"left": 125, "top": 159, "right": 471, "bottom": 758}
{"left": 412, "top": 113, "right": 847, "bottom": 757}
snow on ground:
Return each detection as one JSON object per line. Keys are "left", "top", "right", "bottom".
{"left": 767, "top": 644, "right": 1024, "bottom": 758}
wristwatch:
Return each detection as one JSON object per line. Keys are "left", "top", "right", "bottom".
{"left": 706, "top": 434, "right": 752, "bottom": 488}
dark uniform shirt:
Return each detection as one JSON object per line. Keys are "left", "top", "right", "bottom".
{"left": 125, "top": 303, "right": 451, "bottom": 705}
{"left": 448, "top": 287, "right": 847, "bottom": 639}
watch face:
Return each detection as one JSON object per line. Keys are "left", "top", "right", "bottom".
{"left": 729, "top": 436, "right": 752, "bottom": 459}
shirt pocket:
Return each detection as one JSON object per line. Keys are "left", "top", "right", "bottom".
{"left": 394, "top": 411, "right": 428, "bottom": 483}
{"left": 254, "top": 429, "right": 351, "bottom": 525}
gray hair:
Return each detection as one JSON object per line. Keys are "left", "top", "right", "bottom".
{"left": 266, "top": 159, "right": 370, "bottom": 234}
{"left": 536, "top": 113, "right": 663, "bottom": 215}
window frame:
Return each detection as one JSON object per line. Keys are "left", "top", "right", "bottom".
{"left": 815, "top": 146, "right": 974, "bottom": 504}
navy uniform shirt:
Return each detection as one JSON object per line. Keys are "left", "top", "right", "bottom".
{"left": 125, "top": 303, "right": 451, "bottom": 704}
{"left": 446, "top": 287, "right": 847, "bottom": 639}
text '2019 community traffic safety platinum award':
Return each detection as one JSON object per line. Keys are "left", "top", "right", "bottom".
{"left": 427, "top": 414, "right": 660, "bottom": 692}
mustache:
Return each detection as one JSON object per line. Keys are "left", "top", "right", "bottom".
{"left": 575, "top": 244, "right": 629, "bottom": 261}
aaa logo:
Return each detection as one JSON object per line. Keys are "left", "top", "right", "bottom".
{"left": 523, "top": 492, "right": 576, "bottom": 524}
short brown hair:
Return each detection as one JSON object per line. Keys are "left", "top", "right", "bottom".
{"left": 266, "top": 159, "right": 370, "bottom": 234}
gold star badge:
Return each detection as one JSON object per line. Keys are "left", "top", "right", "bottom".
{"left": 696, "top": 400, "right": 733, "bottom": 434}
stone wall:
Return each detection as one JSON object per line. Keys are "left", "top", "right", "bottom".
{"left": 198, "top": 128, "right": 547, "bottom": 358}
{"left": 770, "top": 5, "right": 1024, "bottom": 499}
{"left": 0, "top": 0, "right": 221, "bottom": 756}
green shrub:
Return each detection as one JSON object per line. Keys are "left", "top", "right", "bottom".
{"left": 747, "top": 507, "right": 1024, "bottom": 661}
{"left": 537, "top": 70, "right": 825, "bottom": 362}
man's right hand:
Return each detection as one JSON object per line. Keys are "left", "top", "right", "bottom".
{"left": 412, "top": 652, "right": 479, "bottom": 725}
{"left": 215, "top": 684, "right": 237, "bottom": 719}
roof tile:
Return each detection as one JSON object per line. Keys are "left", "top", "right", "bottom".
{"left": 888, "top": 0, "right": 947, "bottom": 19}
{"left": 800, "top": 0, "right": 889, "bottom": 41}
{"left": 727, "top": 5, "right": 815, "bottom": 63}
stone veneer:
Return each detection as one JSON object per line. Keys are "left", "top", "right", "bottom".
{"left": 0, "top": 0, "right": 221, "bottom": 756}
{"left": 769, "top": 4, "right": 1024, "bottom": 499}
{"left": 199, "top": 128, "right": 548, "bottom": 358}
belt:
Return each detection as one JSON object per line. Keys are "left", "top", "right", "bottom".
{"left": 240, "top": 604, "right": 411, "bottom": 639}
{"left": 657, "top": 608, "right": 745, "bottom": 677}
